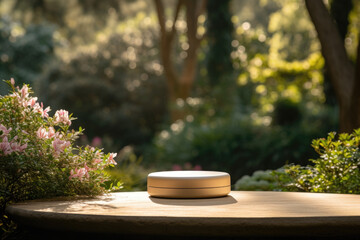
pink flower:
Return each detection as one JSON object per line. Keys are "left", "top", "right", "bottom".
{"left": 54, "top": 109, "right": 71, "bottom": 125}
{"left": 27, "top": 97, "right": 38, "bottom": 107}
{"left": 92, "top": 158, "right": 102, "bottom": 165}
{"left": 54, "top": 132, "right": 62, "bottom": 138}
{"left": 37, "top": 127, "right": 48, "bottom": 139}
{"left": 10, "top": 78, "right": 15, "bottom": 86}
{"left": 91, "top": 137, "right": 102, "bottom": 147}
{"left": 0, "top": 137, "right": 12, "bottom": 155}
{"left": 69, "top": 167, "right": 89, "bottom": 181}
{"left": 42, "top": 106, "right": 51, "bottom": 118}
{"left": 39, "top": 103, "right": 51, "bottom": 118}
{"left": 33, "top": 102, "right": 51, "bottom": 118}
{"left": 0, "top": 124, "right": 11, "bottom": 138}
{"left": 20, "top": 85, "right": 29, "bottom": 99}
{"left": 0, "top": 136, "right": 25, "bottom": 155}
{"left": 36, "top": 127, "right": 55, "bottom": 139}
{"left": 10, "top": 141, "right": 20, "bottom": 152}
{"left": 10, "top": 141, "right": 19, "bottom": 151}
{"left": 84, "top": 163, "right": 91, "bottom": 171}
{"left": 193, "top": 165, "right": 202, "bottom": 170}
{"left": 33, "top": 103, "right": 41, "bottom": 112}
{"left": 19, "top": 143, "right": 27, "bottom": 151}
{"left": 48, "top": 127, "right": 55, "bottom": 138}
{"left": 107, "top": 153, "right": 117, "bottom": 165}
{"left": 172, "top": 164, "right": 182, "bottom": 171}
{"left": 52, "top": 138, "right": 71, "bottom": 155}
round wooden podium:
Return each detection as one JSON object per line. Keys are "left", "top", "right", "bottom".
{"left": 147, "top": 171, "right": 231, "bottom": 198}
{"left": 6, "top": 191, "right": 360, "bottom": 239}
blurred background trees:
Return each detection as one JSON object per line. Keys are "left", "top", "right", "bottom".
{"left": 0, "top": 16, "right": 55, "bottom": 94}
{"left": 0, "top": 0, "right": 359, "bottom": 183}
{"left": 154, "top": 0, "right": 206, "bottom": 121}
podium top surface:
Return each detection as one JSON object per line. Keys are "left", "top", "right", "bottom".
{"left": 6, "top": 191, "right": 360, "bottom": 238}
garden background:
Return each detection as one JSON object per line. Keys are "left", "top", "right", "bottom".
{"left": 0, "top": 0, "right": 359, "bottom": 191}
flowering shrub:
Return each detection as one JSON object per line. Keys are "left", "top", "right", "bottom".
{"left": 0, "top": 78, "right": 120, "bottom": 228}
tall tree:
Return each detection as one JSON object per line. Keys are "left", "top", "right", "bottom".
{"left": 305, "top": 0, "right": 360, "bottom": 133}
{"left": 154, "top": 0, "right": 206, "bottom": 121}
{"left": 206, "top": 0, "right": 235, "bottom": 115}
{"left": 206, "top": 0, "right": 233, "bottom": 87}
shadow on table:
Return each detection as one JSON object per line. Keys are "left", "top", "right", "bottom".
{"left": 149, "top": 195, "right": 237, "bottom": 206}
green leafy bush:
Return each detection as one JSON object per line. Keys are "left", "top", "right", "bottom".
{"left": 278, "top": 129, "right": 360, "bottom": 194}
{"left": 0, "top": 79, "right": 120, "bottom": 235}
{"left": 145, "top": 110, "right": 335, "bottom": 181}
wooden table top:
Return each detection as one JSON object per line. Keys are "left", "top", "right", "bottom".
{"left": 6, "top": 191, "right": 360, "bottom": 238}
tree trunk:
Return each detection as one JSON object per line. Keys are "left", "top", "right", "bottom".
{"left": 323, "top": 0, "right": 353, "bottom": 107}
{"left": 305, "top": 0, "right": 359, "bottom": 133}
{"left": 350, "top": 33, "right": 360, "bottom": 132}
{"left": 154, "top": 0, "right": 206, "bottom": 121}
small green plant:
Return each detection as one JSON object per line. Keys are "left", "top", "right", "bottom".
{"left": 0, "top": 79, "right": 121, "bottom": 236}
{"left": 277, "top": 129, "right": 360, "bottom": 194}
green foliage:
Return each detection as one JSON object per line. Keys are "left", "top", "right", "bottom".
{"left": 232, "top": 0, "right": 325, "bottom": 118}
{"left": 278, "top": 129, "right": 360, "bottom": 194}
{"left": 37, "top": 13, "right": 167, "bottom": 148}
{"left": 234, "top": 169, "right": 279, "bottom": 191}
{"left": 6, "top": 0, "right": 153, "bottom": 45}
{"left": 0, "top": 17, "right": 55, "bottom": 95}
{"left": 0, "top": 80, "right": 120, "bottom": 236}
{"left": 146, "top": 108, "right": 335, "bottom": 181}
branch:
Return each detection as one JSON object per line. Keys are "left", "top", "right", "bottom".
{"left": 170, "top": 0, "right": 184, "bottom": 38}
{"left": 178, "top": 0, "right": 204, "bottom": 94}
{"left": 184, "top": 1, "right": 198, "bottom": 45}
{"left": 154, "top": 0, "right": 166, "bottom": 36}
{"left": 154, "top": 0, "right": 181, "bottom": 100}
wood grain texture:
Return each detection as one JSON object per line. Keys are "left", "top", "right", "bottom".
{"left": 6, "top": 191, "right": 360, "bottom": 238}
